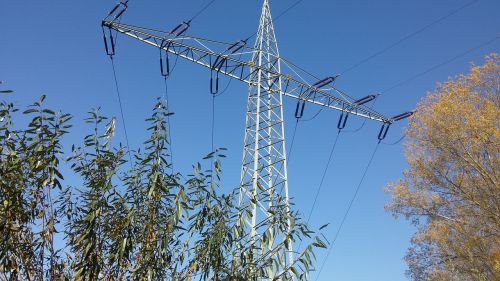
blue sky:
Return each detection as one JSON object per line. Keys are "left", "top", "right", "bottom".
{"left": 1, "top": 0, "right": 499, "bottom": 280}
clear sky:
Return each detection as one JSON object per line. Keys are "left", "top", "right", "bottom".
{"left": 1, "top": 0, "right": 499, "bottom": 280}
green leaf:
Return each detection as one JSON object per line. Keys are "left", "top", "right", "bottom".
{"left": 319, "top": 223, "right": 329, "bottom": 231}
{"left": 23, "top": 109, "right": 38, "bottom": 114}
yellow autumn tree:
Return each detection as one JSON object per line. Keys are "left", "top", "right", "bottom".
{"left": 386, "top": 54, "right": 500, "bottom": 281}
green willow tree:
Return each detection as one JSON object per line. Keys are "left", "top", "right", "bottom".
{"left": 0, "top": 95, "right": 71, "bottom": 280}
{"left": 1, "top": 95, "right": 326, "bottom": 280}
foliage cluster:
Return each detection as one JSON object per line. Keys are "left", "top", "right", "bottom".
{"left": 0, "top": 96, "right": 325, "bottom": 280}
{"left": 386, "top": 54, "right": 500, "bottom": 281}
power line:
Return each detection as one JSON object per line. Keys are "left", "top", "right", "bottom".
{"left": 298, "top": 130, "right": 342, "bottom": 250}
{"left": 305, "top": 131, "right": 342, "bottom": 225}
{"left": 300, "top": 107, "right": 325, "bottom": 122}
{"left": 109, "top": 57, "right": 133, "bottom": 165}
{"left": 382, "top": 35, "right": 499, "bottom": 94}
{"left": 273, "top": 0, "right": 304, "bottom": 23}
{"left": 340, "top": 0, "right": 480, "bottom": 75}
{"left": 381, "top": 133, "right": 406, "bottom": 146}
{"left": 245, "top": 0, "right": 304, "bottom": 41}
{"left": 190, "top": 0, "right": 217, "bottom": 22}
{"left": 297, "top": 130, "right": 343, "bottom": 252}
{"left": 210, "top": 93, "right": 216, "bottom": 186}
{"left": 156, "top": 0, "right": 219, "bottom": 174}
{"left": 105, "top": 4, "right": 132, "bottom": 165}
{"left": 310, "top": 39, "right": 496, "bottom": 214}
{"left": 212, "top": 53, "right": 243, "bottom": 98}
{"left": 286, "top": 120, "right": 299, "bottom": 163}
{"left": 315, "top": 141, "right": 381, "bottom": 280}
{"left": 336, "top": 36, "right": 498, "bottom": 147}
{"left": 211, "top": 95, "right": 216, "bottom": 153}
{"left": 163, "top": 77, "right": 174, "bottom": 174}
{"left": 342, "top": 99, "right": 379, "bottom": 133}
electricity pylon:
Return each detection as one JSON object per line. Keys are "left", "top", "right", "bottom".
{"left": 102, "top": 0, "right": 411, "bottom": 278}
{"left": 238, "top": 1, "right": 293, "bottom": 278}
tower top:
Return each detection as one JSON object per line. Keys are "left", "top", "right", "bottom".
{"left": 262, "top": 0, "right": 271, "bottom": 16}
{"left": 254, "top": 0, "right": 279, "bottom": 54}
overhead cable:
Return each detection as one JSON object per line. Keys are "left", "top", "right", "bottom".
{"left": 340, "top": 0, "right": 480, "bottom": 75}
{"left": 382, "top": 35, "right": 499, "bottom": 94}
{"left": 190, "top": 0, "right": 217, "bottom": 22}
{"left": 304, "top": 131, "right": 342, "bottom": 225}
{"left": 155, "top": 0, "right": 220, "bottom": 173}
{"left": 296, "top": 130, "right": 343, "bottom": 253}
{"left": 315, "top": 141, "right": 381, "bottom": 280}
{"left": 381, "top": 133, "right": 406, "bottom": 146}
{"left": 104, "top": 1, "right": 133, "bottom": 165}
{"left": 286, "top": 120, "right": 300, "bottom": 163}
{"left": 162, "top": 77, "right": 175, "bottom": 174}
{"left": 245, "top": 0, "right": 305, "bottom": 41}
{"left": 110, "top": 57, "right": 133, "bottom": 165}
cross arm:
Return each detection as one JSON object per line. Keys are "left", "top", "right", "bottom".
{"left": 102, "top": 20, "right": 395, "bottom": 124}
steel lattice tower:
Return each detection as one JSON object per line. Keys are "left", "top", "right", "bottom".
{"left": 101, "top": 0, "right": 412, "bottom": 278}
{"left": 238, "top": 0, "right": 294, "bottom": 277}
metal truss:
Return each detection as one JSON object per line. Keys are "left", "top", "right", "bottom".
{"left": 237, "top": 1, "right": 293, "bottom": 278}
{"left": 102, "top": 23, "right": 394, "bottom": 125}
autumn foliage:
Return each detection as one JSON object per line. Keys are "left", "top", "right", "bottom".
{"left": 386, "top": 54, "right": 500, "bottom": 281}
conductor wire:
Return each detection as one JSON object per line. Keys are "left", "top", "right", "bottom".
{"left": 297, "top": 130, "right": 342, "bottom": 252}
{"left": 305, "top": 131, "right": 342, "bottom": 224}
{"left": 315, "top": 141, "right": 381, "bottom": 280}
{"left": 110, "top": 57, "right": 133, "bottom": 165}
{"left": 163, "top": 77, "right": 175, "bottom": 174}
{"left": 286, "top": 119, "right": 299, "bottom": 163}
{"left": 190, "top": 0, "right": 217, "bottom": 22}
{"left": 245, "top": 0, "right": 304, "bottom": 41}
{"left": 382, "top": 35, "right": 499, "bottom": 94}
{"left": 340, "top": 0, "right": 480, "bottom": 75}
